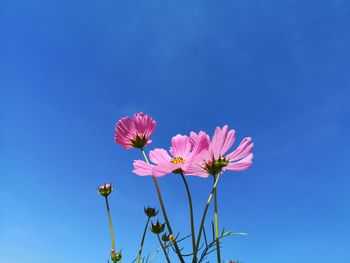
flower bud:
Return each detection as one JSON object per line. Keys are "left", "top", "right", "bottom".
{"left": 168, "top": 233, "right": 175, "bottom": 242}
{"left": 144, "top": 206, "right": 158, "bottom": 218}
{"left": 161, "top": 233, "right": 169, "bottom": 242}
{"left": 150, "top": 220, "right": 165, "bottom": 234}
{"left": 110, "top": 249, "right": 122, "bottom": 262}
{"left": 161, "top": 232, "right": 175, "bottom": 242}
{"left": 98, "top": 183, "right": 113, "bottom": 197}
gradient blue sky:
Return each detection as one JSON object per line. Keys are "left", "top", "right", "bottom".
{"left": 1, "top": 0, "right": 350, "bottom": 262}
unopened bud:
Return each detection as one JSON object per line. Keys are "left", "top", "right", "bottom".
{"left": 150, "top": 220, "right": 165, "bottom": 234}
{"left": 161, "top": 232, "right": 175, "bottom": 242}
{"left": 98, "top": 183, "right": 113, "bottom": 197}
{"left": 168, "top": 233, "right": 175, "bottom": 242}
{"left": 161, "top": 233, "right": 169, "bottom": 242}
{"left": 110, "top": 249, "right": 122, "bottom": 262}
{"left": 144, "top": 206, "right": 158, "bottom": 218}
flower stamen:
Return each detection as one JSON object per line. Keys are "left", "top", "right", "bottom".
{"left": 170, "top": 157, "right": 186, "bottom": 164}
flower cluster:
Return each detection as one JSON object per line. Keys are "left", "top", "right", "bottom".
{"left": 99, "top": 112, "right": 254, "bottom": 263}
{"left": 120, "top": 115, "right": 254, "bottom": 178}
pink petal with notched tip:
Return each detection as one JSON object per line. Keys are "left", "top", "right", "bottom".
{"left": 184, "top": 162, "right": 210, "bottom": 178}
{"left": 190, "top": 132, "right": 210, "bottom": 156}
{"left": 114, "top": 117, "right": 135, "bottom": 149}
{"left": 189, "top": 131, "right": 209, "bottom": 149}
{"left": 210, "top": 126, "right": 230, "bottom": 159}
{"left": 170, "top": 134, "right": 191, "bottom": 157}
{"left": 209, "top": 126, "right": 221, "bottom": 158}
{"left": 190, "top": 131, "right": 199, "bottom": 148}
{"left": 224, "top": 153, "right": 253, "bottom": 171}
{"left": 210, "top": 125, "right": 237, "bottom": 158}
{"left": 220, "top": 129, "right": 236, "bottom": 156}
{"left": 226, "top": 137, "right": 253, "bottom": 161}
{"left": 133, "top": 160, "right": 154, "bottom": 176}
{"left": 149, "top": 148, "right": 172, "bottom": 164}
{"left": 133, "top": 112, "right": 156, "bottom": 138}
{"left": 185, "top": 132, "right": 210, "bottom": 171}
{"left": 152, "top": 162, "right": 176, "bottom": 177}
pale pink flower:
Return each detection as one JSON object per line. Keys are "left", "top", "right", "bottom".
{"left": 132, "top": 133, "right": 209, "bottom": 177}
{"left": 114, "top": 112, "right": 156, "bottom": 149}
{"left": 187, "top": 125, "right": 254, "bottom": 177}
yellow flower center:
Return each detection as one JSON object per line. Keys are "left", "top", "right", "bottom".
{"left": 171, "top": 157, "right": 185, "bottom": 164}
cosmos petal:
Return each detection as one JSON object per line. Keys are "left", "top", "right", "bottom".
{"left": 170, "top": 134, "right": 191, "bottom": 157}
{"left": 226, "top": 137, "right": 253, "bottom": 161}
{"left": 149, "top": 148, "right": 172, "bottom": 164}
{"left": 152, "top": 162, "right": 176, "bottom": 176}
{"left": 133, "top": 160, "right": 154, "bottom": 176}
{"left": 224, "top": 153, "right": 253, "bottom": 171}
{"left": 220, "top": 129, "right": 236, "bottom": 156}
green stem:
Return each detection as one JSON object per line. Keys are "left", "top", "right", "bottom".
{"left": 213, "top": 174, "right": 221, "bottom": 263}
{"left": 105, "top": 196, "right": 116, "bottom": 250}
{"left": 157, "top": 234, "right": 171, "bottom": 263}
{"left": 141, "top": 149, "right": 185, "bottom": 263}
{"left": 136, "top": 217, "right": 151, "bottom": 263}
{"left": 180, "top": 173, "right": 196, "bottom": 254}
{"left": 192, "top": 173, "right": 221, "bottom": 263}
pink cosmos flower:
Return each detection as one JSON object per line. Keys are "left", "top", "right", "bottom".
{"left": 187, "top": 125, "right": 254, "bottom": 177}
{"left": 114, "top": 112, "right": 156, "bottom": 149}
{"left": 133, "top": 133, "right": 210, "bottom": 177}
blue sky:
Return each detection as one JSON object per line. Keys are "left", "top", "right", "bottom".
{"left": 1, "top": 0, "right": 350, "bottom": 262}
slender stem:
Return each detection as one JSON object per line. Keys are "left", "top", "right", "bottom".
{"left": 141, "top": 149, "right": 148, "bottom": 164}
{"left": 213, "top": 174, "right": 221, "bottom": 263}
{"left": 136, "top": 217, "right": 151, "bottom": 263}
{"left": 180, "top": 173, "right": 196, "bottom": 254}
{"left": 157, "top": 234, "right": 171, "bottom": 263}
{"left": 141, "top": 149, "right": 185, "bottom": 263}
{"left": 105, "top": 196, "right": 116, "bottom": 250}
{"left": 192, "top": 173, "right": 221, "bottom": 263}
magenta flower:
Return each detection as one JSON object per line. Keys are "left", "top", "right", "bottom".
{"left": 187, "top": 125, "right": 254, "bottom": 177}
{"left": 114, "top": 112, "right": 156, "bottom": 149}
{"left": 133, "top": 133, "right": 209, "bottom": 177}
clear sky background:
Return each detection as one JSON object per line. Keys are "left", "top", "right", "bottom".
{"left": 1, "top": 0, "right": 350, "bottom": 262}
